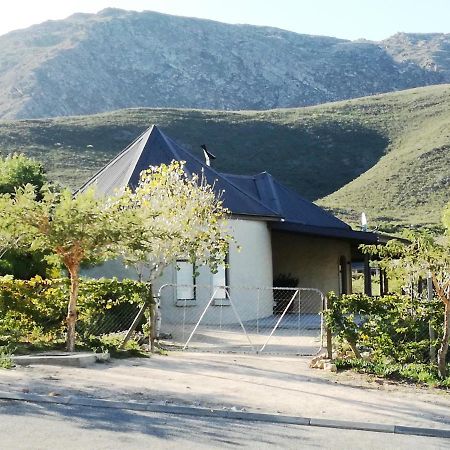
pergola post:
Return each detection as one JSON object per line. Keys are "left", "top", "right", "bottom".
{"left": 364, "top": 254, "right": 372, "bottom": 296}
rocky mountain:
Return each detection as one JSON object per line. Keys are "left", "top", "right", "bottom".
{"left": 0, "top": 8, "right": 449, "bottom": 119}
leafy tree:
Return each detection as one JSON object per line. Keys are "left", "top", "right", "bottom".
{"left": 0, "top": 154, "right": 46, "bottom": 195}
{"left": 0, "top": 161, "right": 232, "bottom": 352}
{"left": 121, "top": 161, "right": 232, "bottom": 278}
{"left": 1, "top": 185, "right": 126, "bottom": 351}
{"left": 361, "top": 216, "right": 450, "bottom": 378}
{"left": 0, "top": 154, "right": 50, "bottom": 277}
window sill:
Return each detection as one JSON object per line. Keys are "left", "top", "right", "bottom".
{"left": 213, "top": 298, "right": 230, "bottom": 306}
{"left": 175, "top": 299, "right": 197, "bottom": 307}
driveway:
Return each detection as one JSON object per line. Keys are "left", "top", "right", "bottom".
{"left": 1, "top": 352, "right": 449, "bottom": 431}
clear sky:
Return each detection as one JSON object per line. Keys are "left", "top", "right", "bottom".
{"left": 1, "top": 0, "right": 449, "bottom": 41}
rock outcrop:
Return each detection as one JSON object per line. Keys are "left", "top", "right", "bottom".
{"left": 0, "top": 8, "right": 448, "bottom": 119}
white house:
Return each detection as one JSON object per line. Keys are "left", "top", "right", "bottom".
{"left": 80, "top": 125, "right": 384, "bottom": 324}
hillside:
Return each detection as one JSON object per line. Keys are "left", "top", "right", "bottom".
{"left": 0, "top": 8, "right": 449, "bottom": 119}
{"left": 0, "top": 84, "right": 449, "bottom": 230}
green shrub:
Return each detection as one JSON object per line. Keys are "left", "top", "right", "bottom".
{"left": 0, "top": 276, "right": 151, "bottom": 348}
{"left": 326, "top": 291, "right": 450, "bottom": 386}
{"left": 335, "top": 358, "right": 450, "bottom": 387}
{"left": 325, "top": 292, "right": 443, "bottom": 364}
{"left": 0, "top": 345, "right": 15, "bottom": 369}
{"left": 84, "top": 333, "right": 148, "bottom": 358}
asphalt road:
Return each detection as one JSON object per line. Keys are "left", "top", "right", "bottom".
{"left": 0, "top": 400, "right": 448, "bottom": 449}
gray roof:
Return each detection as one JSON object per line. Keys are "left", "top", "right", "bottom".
{"left": 222, "top": 172, "right": 379, "bottom": 243}
{"left": 78, "top": 125, "right": 280, "bottom": 219}
{"left": 78, "top": 125, "right": 379, "bottom": 243}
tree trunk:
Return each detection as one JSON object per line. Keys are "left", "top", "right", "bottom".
{"left": 432, "top": 275, "right": 450, "bottom": 378}
{"left": 66, "top": 266, "right": 80, "bottom": 353}
{"left": 438, "top": 301, "right": 450, "bottom": 379}
{"left": 348, "top": 338, "right": 361, "bottom": 359}
{"left": 148, "top": 284, "right": 157, "bottom": 353}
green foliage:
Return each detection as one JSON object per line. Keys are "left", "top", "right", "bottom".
{"left": 1, "top": 161, "right": 231, "bottom": 351}
{"left": 326, "top": 292, "right": 443, "bottom": 364}
{"left": 0, "top": 248, "right": 58, "bottom": 279}
{"left": 0, "top": 153, "right": 46, "bottom": 195}
{"left": 84, "top": 333, "right": 148, "bottom": 358}
{"left": 122, "top": 161, "right": 232, "bottom": 278}
{"left": 0, "top": 276, "right": 150, "bottom": 347}
{"left": 335, "top": 358, "right": 450, "bottom": 388}
{"left": 3, "top": 185, "right": 127, "bottom": 269}
{"left": 0, "top": 345, "right": 15, "bottom": 369}
{"left": 0, "top": 154, "right": 52, "bottom": 278}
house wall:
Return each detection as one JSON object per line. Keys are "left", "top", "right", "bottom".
{"left": 159, "top": 218, "right": 274, "bottom": 325}
{"left": 82, "top": 218, "right": 274, "bottom": 325}
{"left": 271, "top": 231, "right": 352, "bottom": 312}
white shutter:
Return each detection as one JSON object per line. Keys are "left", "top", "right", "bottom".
{"left": 212, "top": 264, "right": 227, "bottom": 299}
{"left": 176, "top": 261, "right": 194, "bottom": 300}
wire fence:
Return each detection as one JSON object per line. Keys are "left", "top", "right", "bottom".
{"left": 77, "top": 302, "right": 145, "bottom": 338}
{"left": 156, "top": 284, "right": 325, "bottom": 355}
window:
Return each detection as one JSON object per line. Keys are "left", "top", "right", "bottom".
{"left": 339, "top": 256, "right": 348, "bottom": 295}
{"left": 212, "top": 254, "right": 229, "bottom": 305}
{"left": 176, "top": 261, "right": 195, "bottom": 301}
{"left": 212, "top": 264, "right": 227, "bottom": 300}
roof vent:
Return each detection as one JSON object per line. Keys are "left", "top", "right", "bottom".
{"left": 200, "top": 144, "right": 216, "bottom": 167}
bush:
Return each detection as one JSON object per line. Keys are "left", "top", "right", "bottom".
{"left": 0, "top": 276, "right": 152, "bottom": 348}
{"left": 325, "top": 292, "right": 443, "bottom": 364}
{"left": 335, "top": 358, "right": 450, "bottom": 388}
{"left": 325, "top": 292, "right": 450, "bottom": 386}
{"left": 0, "top": 345, "right": 15, "bottom": 369}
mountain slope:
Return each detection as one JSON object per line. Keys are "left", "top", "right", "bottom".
{"left": 0, "top": 8, "right": 448, "bottom": 119}
{"left": 0, "top": 84, "right": 449, "bottom": 229}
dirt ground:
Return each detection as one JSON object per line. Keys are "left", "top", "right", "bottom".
{"left": 1, "top": 352, "right": 450, "bottom": 430}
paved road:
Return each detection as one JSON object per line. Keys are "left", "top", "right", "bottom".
{"left": 3, "top": 354, "right": 450, "bottom": 430}
{"left": 0, "top": 400, "right": 448, "bottom": 449}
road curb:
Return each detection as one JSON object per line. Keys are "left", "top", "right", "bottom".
{"left": 1, "top": 390, "right": 449, "bottom": 439}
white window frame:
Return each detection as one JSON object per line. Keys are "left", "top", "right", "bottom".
{"left": 212, "top": 255, "right": 229, "bottom": 306}
{"left": 176, "top": 260, "right": 195, "bottom": 305}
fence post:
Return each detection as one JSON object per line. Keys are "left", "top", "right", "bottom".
{"left": 149, "top": 301, "right": 157, "bottom": 353}
{"left": 326, "top": 295, "right": 333, "bottom": 359}
{"left": 121, "top": 282, "right": 153, "bottom": 350}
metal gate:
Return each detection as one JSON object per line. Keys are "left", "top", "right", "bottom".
{"left": 156, "top": 284, "right": 325, "bottom": 355}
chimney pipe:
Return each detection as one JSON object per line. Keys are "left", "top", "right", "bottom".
{"left": 200, "top": 144, "right": 216, "bottom": 167}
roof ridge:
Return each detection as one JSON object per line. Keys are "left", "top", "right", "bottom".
{"left": 158, "top": 133, "right": 281, "bottom": 218}
{"left": 75, "top": 126, "right": 154, "bottom": 194}
{"left": 256, "top": 172, "right": 283, "bottom": 216}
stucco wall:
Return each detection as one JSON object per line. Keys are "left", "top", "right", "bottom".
{"left": 159, "top": 218, "right": 274, "bottom": 325}
{"left": 83, "top": 218, "right": 274, "bottom": 325}
{"left": 271, "top": 231, "right": 352, "bottom": 312}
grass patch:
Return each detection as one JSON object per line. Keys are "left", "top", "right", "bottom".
{"left": 0, "top": 345, "right": 15, "bottom": 369}
{"left": 336, "top": 358, "right": 450, "bottom": 388}
{"left": 82, "top": 333, "right": 150, "bottom": 359}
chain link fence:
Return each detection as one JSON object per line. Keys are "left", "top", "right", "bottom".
{"left": 77, "top": 302, "right": 145, "bottom": 338}
{"left": 155, "top": 284, "right": 325, "bottom": 355}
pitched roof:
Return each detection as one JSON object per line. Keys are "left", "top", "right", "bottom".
{"left": 77, "top": 125, "right": 280, "bottom": 219}
{"left": 78, "top": 125, "right": 380, "bottom": 243}
{"left": 221, "top": 172, "right": 380, "bottom": 243}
